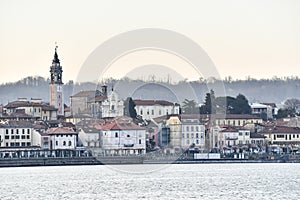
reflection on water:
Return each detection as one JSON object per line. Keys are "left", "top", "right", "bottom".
{"left": 0, "top": 164, "right": 299, "bottom": 199}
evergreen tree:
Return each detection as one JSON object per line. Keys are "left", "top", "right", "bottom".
{"left": 124, "top": 97, "right": 137, "bottom": 118}
{"left": 182, "top": 99, "right": 198, "bottom": 114}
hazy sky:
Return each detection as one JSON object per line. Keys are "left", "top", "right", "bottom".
{"left": 0, "top": 0, "right": 299, "bottom": 84}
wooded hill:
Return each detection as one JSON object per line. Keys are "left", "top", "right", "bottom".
{"left": 1, "top": 76, "right": 299, "bottom": 106}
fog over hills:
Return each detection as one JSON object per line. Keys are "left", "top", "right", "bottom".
{"left": 1, "top": 76, "right": 300, "bottom": 107}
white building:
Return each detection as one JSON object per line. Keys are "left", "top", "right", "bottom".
{"left": 251, "top": 103, "right": 277, "bottom": 119}
{"left": 0, "top": 121, "right": 34, "bottom": 148}
{"left": 46, "top": 126, "right": 78, "bottom": 150}
{"left": 181, "top": 118, "right": 205, "bottom": 149}
{"left": 101, "top": 90, "right": 124, "bottom": 118}
{"left": 100, "top": 116, "right": 146, "bottom": 155}
{"left": 134, "top": 100, "right": 180, "bottom": 120}
{"left": 78, "top": 127, "right": 101, "bottom": 148}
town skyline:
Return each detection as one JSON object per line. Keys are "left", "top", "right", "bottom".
{"left": 1, "top": 0, "right": 300, "bottom": 84}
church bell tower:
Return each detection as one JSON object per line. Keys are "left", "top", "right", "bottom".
{"left": 50, "top": 45, "right": 64, "bottom": 116}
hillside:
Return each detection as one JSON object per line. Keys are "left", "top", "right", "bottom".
{"left": 1, "top": 76, "right": 300, "bottom": 106}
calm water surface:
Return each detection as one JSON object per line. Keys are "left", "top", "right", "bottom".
{"left": 0, "top": 163, "right": 299, "bottom": 199}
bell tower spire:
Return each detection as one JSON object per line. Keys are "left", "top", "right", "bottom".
{"left": 49, "top": 44, "right": 64, "bottom": 116}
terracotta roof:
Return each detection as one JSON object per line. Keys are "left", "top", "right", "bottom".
{"left": 46, "top": 126, "right": 78, "bottom": 135}
{"left": 100, "top": 117, "right": 145, "bottom": 131}
{"left": 0, "top": 120, "right": 34, "bottom": 128}
{"left": 87, "top": 96, "right": 107, "bottom": 103}
{"left": 71, "top": 90, "right": 100, "bottom": 98}
{"left": 4, "top": 101, "right": 41, "bottom": 108}
{"left": 260, "top": 126, "right": 300, "bottom": 134}
{"left": 134, "top": 99, "right": 180, "bottom": 106}
{"left": 42, "top": 105, "right": 57, "bottom": 111}
{"left": 214, "top": 114, "right": 261, "bottom": 120}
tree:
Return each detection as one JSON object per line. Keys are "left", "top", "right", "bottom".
{"left": 231, "top": 94, "right": 251, "bottom": 114}
{"left": 214, "top": 94, "right": 251, "bottom": 114}
{"left": 284, "top": 98, "right": 300, "bottom": 113}
{"left": 277, "top": 108, "right": 295, "bottom": 118}
{"left": 124, "top": 97, "right": 137, "bottom": 118}
{"left": 200, "top": 90, "right": 216, "bottom": 114}
{"left": 182, "top": 99, "right": 198, "bottom": 114}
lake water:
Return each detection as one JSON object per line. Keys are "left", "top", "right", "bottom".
{"left": 0, "top": 163, "right": 299, "bottom": 199}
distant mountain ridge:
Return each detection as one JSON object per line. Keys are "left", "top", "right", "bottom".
{"left": 1, "top": 76, "right": 300, "bottom": 106}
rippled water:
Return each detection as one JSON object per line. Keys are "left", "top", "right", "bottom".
{"left": 0, "top": 163, "right": 299, "bottom": 199}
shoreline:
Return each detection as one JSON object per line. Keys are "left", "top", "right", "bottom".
{"left": 0, "top": 156, "right": 299, "bottom": 167}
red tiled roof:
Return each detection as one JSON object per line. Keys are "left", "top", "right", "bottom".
{"left": 46, "top": 127, "right": 78, "bottom": 135}
{"left": 100, "top": 117, "right": 145, "bottom": 131}
{"left": 42, "top": 105, "right": 57, "bottom": 111}
{"left": 134, "top": 100, "right": 180, "bottom": 106}
{"left": 260, "top": 126, "right": 300, "bottom": 134}
{"left": 88, "top": 96, "right": 107, "bottom": 103}
{"left": 4, "top": 101, "right": 41, "bottom": 108}
{"left": 71, "top": 90, "right": 99, "bottom": 98}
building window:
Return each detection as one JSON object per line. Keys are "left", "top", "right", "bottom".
{"left": 111, "top": 105, "right": 115, "bottom": 110}
{"left": 239, "top": 132, "right": 243, "bottom": 136}
{"left": 196, "top": 140, "right": 199, "bottom": 144}
{"left": 63, "top": 141, "right": 66, "bottom": 146}
{"left": 182, "top": 133, "right": 184, "bottom": 138}
{"left": 186, "top": 126, "right": 189, "bottom": 132}
{"left": 159, "top": 110, "right": 161, "bottom": 115}
{"left": 56, "top": 141, "right": 58, "bottom": 146}
{"left": 245, "top": 132, "right": 249, "bottom": 136}
{"left": 140, "top": 110, "right": 143, "bottom": 115}
{"left": 16, "top": 129, "right": 19, "bottom": 134}
{"left": 6, "top": 129, "right": 8, "bottom": 134}
{"left": 196, "top": 133, "right": 199, "bottom": 138}
{"left": 10, "top": 143, "right": 15, "bottom": 147}
{"left": 196, "top": 126, "right": 199, "bottom": 132}
{"left": 27, "top": 142, "right": 31, "bottom": 146}
{"left": 21, "top": 142, "right": 26, "bottom": 147}
{"left": 22, "top": 129, "right": 25, "bottom": 134}
{"left": 191, "top": 133, "right": 194, "bottom": 138}
{"left": 191, "top": 126, "right": 194, "bottom": 131}
{"left": 27, "top": 129, "right": 30, "bottom": 134}
{"left": 127, "top": 134, "right": 130, "bottom": 137}
{"left": 27, "top": 135, "right": 30, "bottom": 139}
{"left": 115, "top": 132, "right": 118, "bottom": 137}
{"left": 151, "top": 110, "right": 154, "bottom": 115}
{"left": 11, "top": 129, "right": 14, "bottom": 134}
{"left": 239, "top": 140, "right": 243, "bottom": 145}
{"left": 139, "top": 139, "right": 141, "bottom": 144}
{"left": 5, "top": 135, "right": 9, "bottom": 139}
{"left": 21, "top": 135, "right": 25, "bottom": 139}
{"left": 187, "top": 133, "right": 189, "bottom": 138}
{"left": 11, "top": 135, "right": 15, "bottom": 139}
{"left": 16, "top": 135, "right": 20, "bottom": 139}
{"left": 68, "top": 141, "right": 72, "bottom": 146}
{"left": 186, "top": 140, "right": 189, "bottom": 145}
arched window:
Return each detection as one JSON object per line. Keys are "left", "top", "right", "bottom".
{"left": 68, "top": 141, "right": 72, "bottom": 146}
{"left": 63, "top": 141, "right": 66, "bottom": 146}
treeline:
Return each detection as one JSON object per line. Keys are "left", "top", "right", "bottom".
{"left": 1, "top": 76, "right": 300, "bottom": 106}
